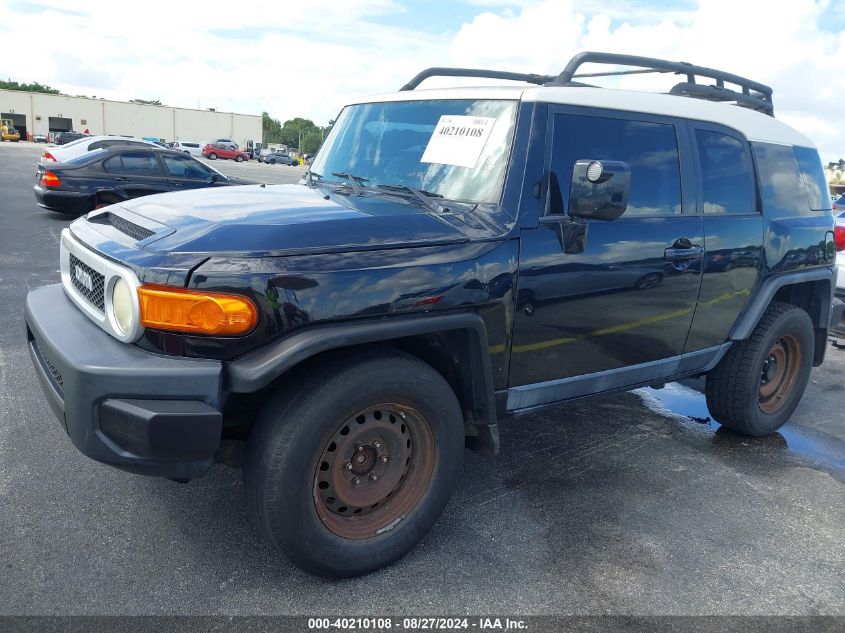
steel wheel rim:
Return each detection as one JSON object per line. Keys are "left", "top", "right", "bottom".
{"left": 759, "top": 334, "right": 801, "bottom": 414}
{"left": 313, "top": 403, "right": 435, "bottom": 539}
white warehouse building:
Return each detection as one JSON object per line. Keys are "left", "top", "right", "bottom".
{"left": 0, "top": 89, "right": 262, "bottom": 146}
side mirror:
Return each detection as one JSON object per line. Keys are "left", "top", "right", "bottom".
{"left": 568, "top": 160, "right": 630, "bottom": 221}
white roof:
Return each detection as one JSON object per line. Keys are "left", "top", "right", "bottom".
{"left": 351, "top": 85, "right": 813, "bottom": 148}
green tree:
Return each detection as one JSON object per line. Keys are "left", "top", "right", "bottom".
{"left": 301, "top": 129, "right": 323, "bottom": 154}
{"left": 0, "top": 79, "right": 60, "bottom": 94}
{"left": 262, "top": 111, "right": 284, "bottom": 144}
{"left": 279, "top": 117, "right": 317, "bottom": 148}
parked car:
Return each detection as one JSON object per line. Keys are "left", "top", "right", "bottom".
{"left": 173, "top": 141, "right": 203, "bottom": 157}
{"left": 53, "top": 131, "right": 89, "bottom": 145}
{"left": 832, "top": 194, "right": 845, "bottom": 215}
{"left": 837, "top": 214, "right": 845, "bottom": 297}
{"left": 202, "top": 142, "right": 249, "bottom": 162}
{"left": 33, "top": 145, "right": 254, "bottom": 215}
{"left": 40, "top": 135, "right": 158, "bottom": 163}
{"left": 33, "top": 134, "right": 48, "bottom": 143}
{"left": 261, "top": 149, "right": 298, "bottom": 165}
{"left": 24, "top": 51, "right": 844, "bottom": 579}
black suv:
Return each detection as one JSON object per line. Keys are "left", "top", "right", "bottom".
{"left": 25, "top": 53, "right": 843, "bottom": 578}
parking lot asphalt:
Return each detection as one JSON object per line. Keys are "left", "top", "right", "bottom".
{"left": 1, "top": 141, "right": 843, "bottom": 617}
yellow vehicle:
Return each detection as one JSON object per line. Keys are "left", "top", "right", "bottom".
{"left": 1, "top": 119, "right": 21, "bottom": 142}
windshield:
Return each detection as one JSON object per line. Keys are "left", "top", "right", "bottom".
{"left": 311, "top": 99, "right": 518, "bottom": 204}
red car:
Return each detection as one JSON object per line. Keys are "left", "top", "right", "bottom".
{"left": 202, "top": 142, "right": 249, "bottom": 162}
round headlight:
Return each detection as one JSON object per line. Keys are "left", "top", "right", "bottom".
{"left": 112, "top": 278, "right": 135, "bottom": 334}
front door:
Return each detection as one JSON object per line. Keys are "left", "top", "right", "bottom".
{"left": 508, "top": 109, "right": 703, "bottom": 403}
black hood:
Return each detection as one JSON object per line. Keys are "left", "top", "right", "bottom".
{"left": 103, "top": 184, "right": 510, "bottom": 256}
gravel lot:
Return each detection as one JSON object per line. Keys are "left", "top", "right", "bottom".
{"left": 1, "top": 141, "right": 843, "bottom": 618}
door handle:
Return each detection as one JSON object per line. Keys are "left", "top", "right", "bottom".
{"left": 664, "top": 245, "right": 703, "bottom": 261}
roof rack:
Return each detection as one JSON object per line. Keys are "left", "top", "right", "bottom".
{"left": 400, "top": 68, "right": 556, "bottom": 92}
{"left": 400, "top": 51, "right": 775, "bottom": 116}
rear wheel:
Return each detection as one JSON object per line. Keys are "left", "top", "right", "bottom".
{"left": 94, "top": 192, "right": 120, "bottom": 210}
{"left": 706, "top": 301, "right": 814, "bottom": 436}
{"left": 245, "top": 350, "right": 464, "bottom": 577}
{"left": 236, "top": 155, "right": 244, "bottom": 162}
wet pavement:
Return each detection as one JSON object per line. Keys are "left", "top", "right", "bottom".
{"left": 1, "top": 142, "right": 843, "bottom": 617}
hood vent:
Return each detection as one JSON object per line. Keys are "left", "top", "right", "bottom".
{"left": 105, "top": 212, "right": 154, "bottom": 242}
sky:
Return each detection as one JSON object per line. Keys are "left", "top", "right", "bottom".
{"left": 1, "top": 0, "right": 844, "bottom": 160}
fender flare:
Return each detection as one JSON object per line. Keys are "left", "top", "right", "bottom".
{"left": 729, "top": 268, "right": 835, "bottom": 340}
{"left": 225, "top": 311, "right": 498, "bottom": 426}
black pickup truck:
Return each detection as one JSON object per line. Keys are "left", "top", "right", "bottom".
{"left": 25, "top": 52, "right": 843, "bottom": 578}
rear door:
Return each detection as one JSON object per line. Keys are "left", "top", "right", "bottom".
{"left": 509, "top": 107, "right": 704, "bottom": 395}
{"left": 102, "top": 151, "right": 170, "bottom": 199}
{"left": 162, "top": 153, "right": 216, "bottom": 191}
{"left": 683, "top": 124, "right": 763, "bottom": 353}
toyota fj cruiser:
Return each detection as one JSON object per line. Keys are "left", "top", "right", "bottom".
{"left": 25, "top": 53, "right": 844, "bottom": 578}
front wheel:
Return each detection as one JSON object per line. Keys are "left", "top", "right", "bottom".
{"left": 706, "top": 301, "right": 814, "bottom": 436}
{"left": 208, "top": 153, "right": 217, "bottom": 160}
{"left": 245, "top": 350, "right": 464, "bottom": 577}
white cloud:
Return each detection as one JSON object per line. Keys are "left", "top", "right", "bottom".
{"left": 445, "top": 0, "right": 845, "bottom": 160}
{"left": 0, "top": 0, "right": 843, "bottom": 161}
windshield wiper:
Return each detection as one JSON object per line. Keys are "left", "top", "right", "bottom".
{"left": 305, "top": 171, "right": 322, "bottom": 187}
{"left": 331, "top": 171, "right": 369, "bottom": 194}
{"left": 377, "top": 184, "right": 460, "bottom": 214}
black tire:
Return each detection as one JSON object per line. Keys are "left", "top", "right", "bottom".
{"left": 244, "top": 349, "right": 464, "bottom": 578}
{"left": 269, "top": 159, "right": 276, "bottom": 165}
{"left": 236, "top": 155, "right": 244, "bottom": 162}
{"left": 705, "top": 301, "right": 814, "bottom": 437}
{"left": 94, "top": 192, "right": 120, "bottom": 210}
{"left": 208, "top": 153, "right": 217, "bottom": 160}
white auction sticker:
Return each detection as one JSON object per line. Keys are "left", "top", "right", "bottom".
{"left": 420, "top": 115, "right": 497, "bottom": 168}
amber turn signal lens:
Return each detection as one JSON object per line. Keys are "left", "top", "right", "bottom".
{"left": 138, "top": 285, "right": 258, "bottom": 336}
{"left": 41, "top": 170, "right": 61, "bottom": 187}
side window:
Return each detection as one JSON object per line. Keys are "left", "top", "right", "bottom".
{"left": 89, "top": 141, "right": 105, "bottom": 151}
{"left": 695, "top": 129, "right": 756, "bottom": 214}
{"left": 794, "top": 146, "right": 831, "bottom": 211}
{"left": 163, "top": 154, "right": 210, "bottom": 179}
{"left": 752, "top": 142, "right": 814, "bottom": 217}
{"left": 550, "top": 113, "right": 682, "bottom": 216}
{"left": 119, "top": 152, "right": 162, "bottom": 176}
{"left": 103, "top": 156, "right": 123, "bottom": 172}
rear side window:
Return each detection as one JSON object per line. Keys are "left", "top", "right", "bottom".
{"left": 695, "top": 129, "right": 756, "bottom": 214}
{"left": 752, "top": 142, "right": 821, "bottom": 217}
{"left": 550, "top": 113, "right": 682, "bottom": 216}
{"left": 793, "top": 146, "right": 831, "bottom": 211}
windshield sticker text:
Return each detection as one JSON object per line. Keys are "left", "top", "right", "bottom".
{"left": 421, "top": 115, "right": 496, "bottom": 168}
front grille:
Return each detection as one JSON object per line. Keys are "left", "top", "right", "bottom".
{"left": 106, "top": 213, "right": 154, "bottom": 241}
{"left": 69, "top": 253, "right": 105, "bottom": 310}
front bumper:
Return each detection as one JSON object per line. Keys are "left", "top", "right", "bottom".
{"left": 25, "top": 284, "right": 224, "bottom": 478}
{"left": 33, "top": 185, "right": 92, "bottom": 215}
